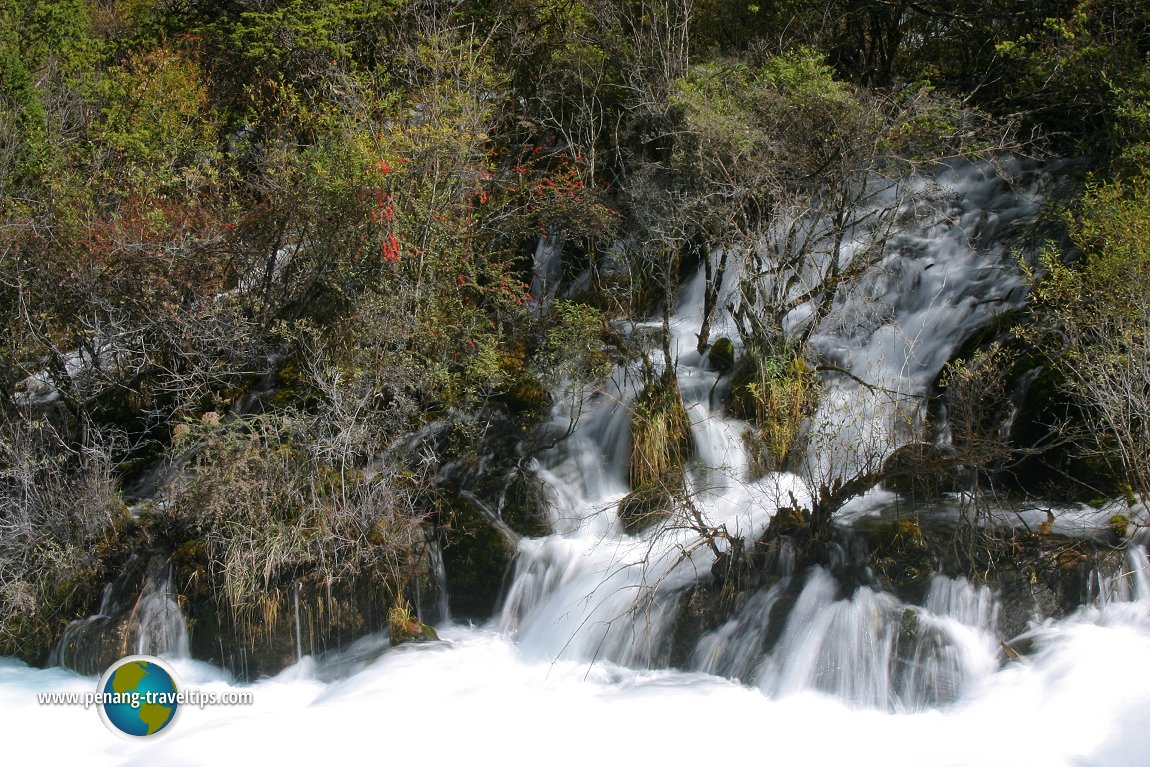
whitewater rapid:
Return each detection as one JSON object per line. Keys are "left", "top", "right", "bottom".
{"left": 4, "top": 600, "right": 1150, "bottom": 766}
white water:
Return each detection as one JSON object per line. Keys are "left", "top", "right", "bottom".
{"left": 6, "top": 159, "right": 1150, "bottom": 764}
{"left": 5, "top": 599, "right": 1150, "bottom": 766}
{"left": 802, "top": 158, "right": 1051, "bottom": 477}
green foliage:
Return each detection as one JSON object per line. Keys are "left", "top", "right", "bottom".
{"left": 622, "top": 369, "right": 695, "bottom": 534}
{"left": 1028, "top": 173, "right": 1150, "bottom": 500}
{"left": 993, "top": 0, "right": 1149, "bottom": 156}
{"left": 538, "top": 300, "right": 611, "bottom": 387}
{"left": 0, "top": 44, "right": 48, "bottom": 196}
{"left": 95, "top": 47, "right": 221, "bottom": 199}
{"left": 732, "top": 351, "right": 820, "bottom": 476}
{"left": 1, "top": 0, "right": 99, "bottom": 74}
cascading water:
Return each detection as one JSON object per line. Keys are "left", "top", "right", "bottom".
{"left": 496, "top": 158, "right": 1058, "bottom": 699}
{"left": 5, "top": 158, "right": 1150, "bottom": 766}
{"left": 47, "top": 557, "right": 189, "bottom": 675}
{"left": 800, "top": 158, "right": 1053, "bottom": 477}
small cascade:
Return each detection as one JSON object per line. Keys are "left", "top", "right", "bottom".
{"left": 530, "top": 232, "right": 565, "bottom": 307}
{"left": 757, "top": 569, "right": 904, "bottom": 708}
{"left": 1090, "top": 528, "right": 1150, "bottom": 605}
{"left": 691, "top": 581, "right": 790, "bottom": 681}
{"left": 691, "top": 569, "right": 1000, "bottom": 712}
{"left": 48, "top": 556, "right": 189, "bottom": 674}
{"left": 131, "top": 560, "right": 189, "bottom": 658}
{"left": 497, "top": 246, "right": 800, "bottom": 666}
{"left": 419, "top": 536, "right": 452, "bottom": 626}
{"left": 803, "top": 159, "right": 1051, "bottom": 476}
{"left": 897, "top": 575, "right": 1001, "bottom": 709}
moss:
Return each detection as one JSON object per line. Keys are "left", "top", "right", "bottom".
{"left": 707, "top": 337, "right": 735, "bottom": 373}
{"left": 1108, "top": 513, "right": 1130, "bottom": 541}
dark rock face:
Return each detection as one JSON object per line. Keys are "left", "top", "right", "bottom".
{"left": 185, "top": 578, "right": 399, "bottom": 680}
{"left": 49, "top": 543, "right": 447, "bottom": 681}
{"left": 500, "top": 469, "right": 551, "bottom": 539}
{"left": 438, "top": 493, "right": 516, "bottom": 621}
{"left": 707, "top": 337, "right": 736, "bottom": 374}
{"left": 881, "top": 443, "right": 959, "bottom": 499}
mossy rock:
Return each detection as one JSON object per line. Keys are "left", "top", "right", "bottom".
{"left": 881, "top": 443, "right": 958, "bottom": 498}
{"left": 388, "top": 603, "right": 440, "bottom": 646}
{"left": 185, "top": 573, "right": 401, "bottom": 680}
{"left": 868, "top": 519, "right": 931, "bottom": 584}
{"left": 707, "top": 337, "right": 735, "bottom": 374}
{"left": 870, "top": 519, "right": 926, "bottom": 550}
{"left": 501, "top": 470, "right": 551, "bottom": 538}
{"left": 1108, "top": 513, "right": 1130, "bottom": 542}
{"left": 618, "top": 483, "right": 675, "bottom": 534}
{"left": 439, "top": 494, "right": 515, "bottom": 620}
{"left": 767, "top": 505, "right": 810, "bottom": 536}
{"left": 501, "top": 373, "right": 551, "bottom": 416}
{"left": 727, "top": 353, "right": 818, "bottom": 475}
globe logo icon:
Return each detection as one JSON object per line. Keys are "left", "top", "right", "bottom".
{"left": 97, "top": 655, "right": 180, "bottom": 737}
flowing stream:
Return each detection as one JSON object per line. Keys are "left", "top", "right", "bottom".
{"left": 4, "top": 159, "right": 1150, "bottom": 765}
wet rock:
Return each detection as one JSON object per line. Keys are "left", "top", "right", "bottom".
{"left": 881, "top": 443, "right": 958, "bottom": 499}
{"left": 618, "top": 483, "right": 674, "bottom": 534}
{"left": 868, "top": 519, "right": 931, "bottom": 587}
{"left": 707, "top": 337, "right": 735, "bottom": 374}
{"left": 438, "top": 493, "right": 516, "bottom": 620}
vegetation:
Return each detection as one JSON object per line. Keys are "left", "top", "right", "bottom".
{"left": 2, "top": 0, "right": 1148, "bottom": 666}
{"left": 732, "top": 350, "right": 820, "bottom": 476}
{"left": 1028, "top": 174, "right": 1150, "bottom": 503}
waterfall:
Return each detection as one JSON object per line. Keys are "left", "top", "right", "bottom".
{"left": 802, "top": 158, "right": 1050, "bottom": 476}
{"left": 130, "top": 561, "right": 190, "bottom": 659}
{"left": 48, "top": 557, "right": 189, "bottom": 674}
{"left": 493, "top": 157, "right": 1071, "bottom": 710}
